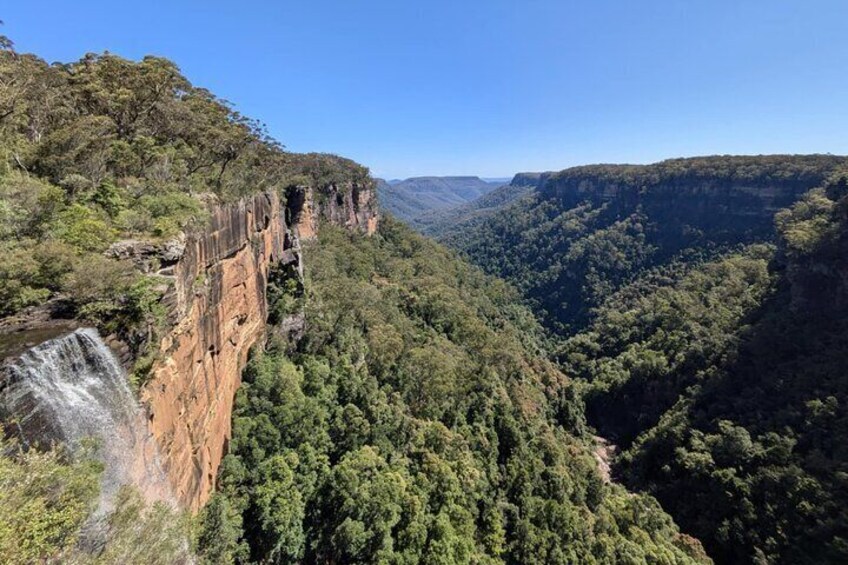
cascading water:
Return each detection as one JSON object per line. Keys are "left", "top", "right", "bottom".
{"left": 0, "top": 327, "right": 173, "bottom": 510}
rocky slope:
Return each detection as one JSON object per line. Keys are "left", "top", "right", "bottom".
{"left": 139, "top": 181, "right": 377, "bottom": 510}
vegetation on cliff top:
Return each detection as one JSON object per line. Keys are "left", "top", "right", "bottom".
{"left": 0, "top": 37, "right": 366, "bottom": 323}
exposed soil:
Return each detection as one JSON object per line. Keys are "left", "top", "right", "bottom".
{"left": 592, "top": 435, "right": 618, "bottom": 484}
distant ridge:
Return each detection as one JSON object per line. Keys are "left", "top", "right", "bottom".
{"left": 414, "top": 171, "right": 550, "bottom": 237}
{"left": 376, "top": 175, "right": 501, "bottom": 221}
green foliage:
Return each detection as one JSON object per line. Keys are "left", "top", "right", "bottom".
{"left": 281, "top": 152, "right": 370, "bottom": 190}
{"left": 774, "top": 186, "right": 839, "bottom": 257}
{"left": 443, "top": 155, "right": 846, "bottom": 334}
{"left": 563, "top": 172, "right": 848, "bottom": 563}
{"left": 0, "top": 429, "right": 195, "bottom": 564}
{"left": 266, "top": 262, "right": 303, "bottom": 326}
{"left": 561, "top": 244, "right": 776, "bottom": 445}
{"left": 79, "top": 487, "right": 193, "bottom": 565}
{"left": 53, "top": 203, "right": 116, "bottom": 252}
{"left": 209, "top": 218, "right": 708, "bottom": 564}
{"left": 0, "top": 432, "right": 102, "bottom": 564}
{"left": 0, "top": 240, "right": 52, "bottom": 315}
{"left": 0, "top": 43, "right": 369, "bottom": 319}
{"left": 196, "top": 493, "right": 249, "bottom": 565}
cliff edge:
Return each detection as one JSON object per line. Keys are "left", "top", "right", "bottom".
{"left": 143, "top": 180, "right": 377, "bottom": 509}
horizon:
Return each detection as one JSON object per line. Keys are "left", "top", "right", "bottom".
{"left": 380, "top": 151, "right": 848, "bottom": 182}
{"left": 4, "top": 1, "right": 848, "bottom": 178}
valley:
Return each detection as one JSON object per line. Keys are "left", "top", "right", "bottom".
{"left": 418, "top": 156, "right": 848, "bottom": 564}
{"left": 0, "top": 21, "right": 846, "bottom": 565}
{"left": 376, "top": 175, "right": 505, "bottom": 226}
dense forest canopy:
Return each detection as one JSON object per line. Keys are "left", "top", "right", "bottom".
{"left": 440, "top": 157, "right": 848, "bottom": 564}
{"left": 199, "top": 218, "right": 709, "bottom": 564}
{"left": 558, "top": 170, "right": 848, "bottom": 564}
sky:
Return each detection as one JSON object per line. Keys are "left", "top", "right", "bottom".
{"left": 4, "top": 1, "right": 848, "bottom": 178}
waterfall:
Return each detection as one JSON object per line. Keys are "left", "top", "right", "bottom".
{"left": 0, "top": 328, "right": 173, "bottom": 510}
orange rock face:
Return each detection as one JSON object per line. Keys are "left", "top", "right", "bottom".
{"left": 286, "top": 180, "right": 379, "bottom": 240}
{"left": 143, "top": 183, "right": 378, "bottom": 510}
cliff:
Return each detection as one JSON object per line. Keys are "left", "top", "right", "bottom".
{"left": 142, "top": 180, "right": 377, "bottom": 510}
{"left": 782, "top": 174, "right": 848, "bottom": 315}
{"left": 541, "top": 155, "right": 848, "bottom": 241}
{"left": 510, "top": 171, "right": 553, "bottom": 188}
{"left": 442, "top": 155, "right": 848, "bottom": 333}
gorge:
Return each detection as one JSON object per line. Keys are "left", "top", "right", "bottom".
{"left": 1, "top": 34, "right": 846, "bottom": 565}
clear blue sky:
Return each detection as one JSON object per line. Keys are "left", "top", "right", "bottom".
{"left": 4, "top": 1, "right": 848, "bottom": 178}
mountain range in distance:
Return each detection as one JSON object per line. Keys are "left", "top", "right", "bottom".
{"left": 376, "top": 171, "right": 551, "bottom": 234}
{"left": 376, "top": 175, "right": 509, "bottom": 222}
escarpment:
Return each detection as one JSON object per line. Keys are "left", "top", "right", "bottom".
{"left": 540, "top": 155, "right": 848, "bottom": 241}
{"left": 143, "top": 181, "right": 377, "bottom": 510}
{"left": 443, "top": 155, "right": 848, "bottom": 334}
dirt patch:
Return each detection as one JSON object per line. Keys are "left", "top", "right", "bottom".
{"left": 592, "top": 435, "right": 617, "bottom": 483}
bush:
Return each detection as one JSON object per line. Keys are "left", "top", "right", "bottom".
{"left": 79, "top": 487, "right": 192, "bottom": 565}
{"left": 61, "top": 255, "right": 137, "bottom": 324}
{"left": 137, "top": 192, "right": 206, "bottom": 238}
{"left": 53, "top": 203, "right": 116, "bottom": 252}
{"left": 0, "top": 241, "right": 51, "bottom": 315}
{"left": 0, "top": 432, "right": 102, "bottom": 565}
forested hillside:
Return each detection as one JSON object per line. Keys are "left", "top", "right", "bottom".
{"left": 377, "top": 176, "right": 500, "bottom": 223}
{"left": 0, "top": 37, "right": 365, "bottom": 326}
{"left": 560, "top": 170, "right": 848, "bottom": 564}
{"left": 200, "top": 218, "right": 709, "bottom": 564}
{"left": 443, "top": 156, "right": 847, "bottom": 333}
{"left": 414, "top": 173, "right": 545, "bottom": 237}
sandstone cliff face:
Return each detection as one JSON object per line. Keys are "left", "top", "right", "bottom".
{"left": 144, "top": 181, "right": 377, "bottom": 510}
{"left": 510, "top": 171, "right": 552, "bottom": 188}
{"left": 286, "top": 181, "right": 379, "bottom": 240}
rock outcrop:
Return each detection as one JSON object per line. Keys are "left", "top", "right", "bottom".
{"left": 143, "top": 181, "right": 377, "bottom": 510}
{"left": 286, "top": 182, "right": 379, "bottom": 240}
{"left": 510, "top": 171, "right": 552, "bottom": 188}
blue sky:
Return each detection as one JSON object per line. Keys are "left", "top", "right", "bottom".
{"left": 4, "top": 1, "right": 848, "bottom": 178}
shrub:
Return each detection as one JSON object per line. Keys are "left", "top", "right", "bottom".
{"left": 61, "top": 255, "right": 136, "bottom": 324}
{"left": 53, "top": 203, "right": 116, "bottom": 252}
{"left": 0, "top": 432, "right": 102, "bottom": 565}
{"left": 0, "top": 241, "right": 51, "bottom": 315}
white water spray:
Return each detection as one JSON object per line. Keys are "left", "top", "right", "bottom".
{"left": 1, "top": 328, "right": 173, "bottom": 509}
